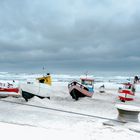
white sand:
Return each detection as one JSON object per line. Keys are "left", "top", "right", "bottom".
{"left": 0, "top": 81, "right": 140, "bottom": 140}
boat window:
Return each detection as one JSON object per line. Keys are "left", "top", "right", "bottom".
{"left": 125, "top": 85, "right": 131, "bottom": 89}
{"left": 81, "top": 80, "right": 93, "bottom": 85}
{"left": 39, "top": 79, "right": 45, "bottom": 83}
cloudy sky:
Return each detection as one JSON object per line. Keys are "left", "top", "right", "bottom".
{"left": 0, "top": 0, "right": 140, "bottom": 74}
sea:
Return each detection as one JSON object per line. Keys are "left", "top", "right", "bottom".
{"left": 0, "top": 71, "right": 136, "bottom": 84}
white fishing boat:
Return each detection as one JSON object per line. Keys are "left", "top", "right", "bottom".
{"left": 20, "top": 73, "right": 52, "bottom": 101}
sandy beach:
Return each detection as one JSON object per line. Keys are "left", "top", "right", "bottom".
{"left": 0, "top": 81, "right": 140, "bottom": 140}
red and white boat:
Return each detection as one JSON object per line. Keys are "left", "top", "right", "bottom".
{"left": 0, "top": 82, "right": 20, "bottom": 97}
{"left": 118, "top": 83, "right": 135, "bottom": 102}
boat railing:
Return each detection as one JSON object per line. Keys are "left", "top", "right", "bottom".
{"left": 0, "top": 82, "right": 14, "bottom": 88}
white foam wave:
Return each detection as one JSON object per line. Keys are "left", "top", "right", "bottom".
{"left": 0, "top": 71, "right": 135, "bottom": 84}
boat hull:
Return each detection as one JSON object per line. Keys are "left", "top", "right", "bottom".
{"left": 118, "top": 89, "right": 134, "bottom": 102}
{"left": 21, "top": 90, "right": 46, "bottom": 101}
{"left": 70, "top": 88, "right": 86, "bottom": 100}
{"left": 0, "top": 88, "right": 19, "bottom": 93}
{"left": 0, "top": 84, "right": 19, "bottom": 97}
{"left": 20, "top": 82, "right": 52, "bottom": 101}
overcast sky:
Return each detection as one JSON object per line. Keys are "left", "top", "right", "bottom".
{"left": 0, "top": 0, "right": 140, "bottom": 74}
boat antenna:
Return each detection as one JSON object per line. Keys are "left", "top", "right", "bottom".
{"left": 43, "top": 66, "right": 45, "bottom": 76}
{"left": 85, "top": 71, "right": 88, "bottom": 79}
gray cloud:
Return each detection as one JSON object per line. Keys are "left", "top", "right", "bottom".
{"left": 0, "top": 0, "right": 140, "bottom": 74}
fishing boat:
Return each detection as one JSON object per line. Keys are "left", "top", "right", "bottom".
{"left": 68, "top": 78, "right": 94, "bottom": 100}
{"left": 0, "top": 81, "right": 20, "bottom": 97}
{"left": 118, "top": 83, "right": 135, "bottom": 102}
{"left": 99, "top": 85, "right": 105, "bottom": 93}
{"left": 20, "top": 73, "right": 52, "bottom": 101}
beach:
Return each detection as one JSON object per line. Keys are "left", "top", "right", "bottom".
{"left": 0, "top": 79, "right": 140, "bottom": 140}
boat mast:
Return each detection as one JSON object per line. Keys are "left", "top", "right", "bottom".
{"left": 85, "top": 71, "right": 88, "bottom": 79}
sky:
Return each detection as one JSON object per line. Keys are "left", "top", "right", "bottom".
{"left": 0, "top": 0, "right": 140, "bottom": 75}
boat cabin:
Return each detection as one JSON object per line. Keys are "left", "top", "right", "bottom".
{"left": 36, "top": 73, "right": 52, "bottom": 86}
{"left": 80, "top": 78, "right": 94, "bottom": 92}
{"left": 81, "top": 78, "right": 93, "bottom": 85}
{"left": 122, "top": 83, "right": 135, "bottom": 92}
